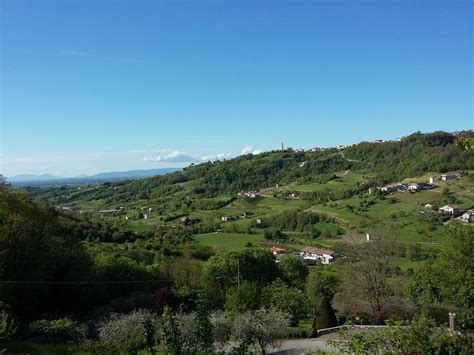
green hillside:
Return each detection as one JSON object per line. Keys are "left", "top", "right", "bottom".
{"left": 24, "top": 130, "right": 474, "bottom": 249}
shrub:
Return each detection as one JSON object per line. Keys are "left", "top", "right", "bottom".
{"left": 29, "top": 318, "right": 79, "bottom": 343}
{"left": 98, "top": 310, "right": 160, "bottom": 353}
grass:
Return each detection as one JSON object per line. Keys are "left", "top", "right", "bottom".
{"left": 194, "top": 232, "right": 265, "bottom": 250}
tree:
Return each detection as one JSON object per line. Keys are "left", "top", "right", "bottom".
{"left": 204, "top": 248, "right": 278, "bottom": 306}
{"left": 306, "top": 271, "right": 339, "bottom": 306}
{"left": 98, "top": 310, "right": 159, "bottom": 354}
{"left": 334, "top": 240, "right": 392, "bottom": 321}
{"left": 232, "top": 309, "right": 289, "bottom": 355}
{"left": 432, "top": 225, "right": 474, "bottom": 328}
{"left": 262, "top": 280, "right": 308, "bottom": 326}
{"left": 312, "top": 296, "right": 338, "bottom": 335}
{"left": 278, "top": 256, "right": 309, "bottom": 290}
{"left": 225, "top": 281, "right": 262, "bottom": 314}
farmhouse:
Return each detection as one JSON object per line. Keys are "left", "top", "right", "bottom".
{"left": 429, "top": 176, "right": 436, "bottom": 184}
{"left": 441, "top": 173, "right": 459, "bottom": 181}
{"left": 238, "top": 191, "right": 261, "bottom": 199}
{"left": 288, "top": 192, "right": 300, "bottom": 200}
{"left": 300, "top": 247, "right": 337, "bottom": 265}
{"left": 439, "top": 204, "right": 459, "bottom": 215}
{"left": 221, "top": 216, "right": 232, "bottom": 222}
{"left": 408, "top": 182, "right": 421, "bottom": 192}
{"left": 380, "top": 182, "right": 406, "bottom": 193}
{"left": 461, "top": 210, "right": 474, "bottom": 223}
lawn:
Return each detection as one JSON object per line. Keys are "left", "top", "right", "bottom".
{"left": 194, "top": 232, "right": 265, "bottom": 250}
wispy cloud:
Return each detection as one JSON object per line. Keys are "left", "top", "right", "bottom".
{"left": 240, "top": 145, "right": 262, "bottom": 156}
{"left": 143, "top": 151, "right": 195, "bottom": 163}
{"left": 143, "top": 151, "right": 233, "bottom": 163}
{"left": 59, "top": 50, "right": 151, "bottom": 64}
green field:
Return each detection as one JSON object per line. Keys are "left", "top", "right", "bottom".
{"left": 194, "top": 232, "right": 265, "bottom": 250}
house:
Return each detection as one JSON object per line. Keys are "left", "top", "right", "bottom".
{"left": 256, "top": 218, "right": 262, "bottom": 225}
{"left": 221, "top": 216, "right": 230, "bottom": 222}
{"left": 180, "top": 216, "right": 192, "bottom": 225}
{"left": 238, "top": 191, "right": 261, "bottom": 199}
{"left": 288, "top": 193, "right": 300, "bottom": 200}
{"left": 441, "top": 173, "right": 459, "bottom": 181}
{"left": 309, "top": 147, "right": 323, "bottom": 152}
{"left": 439, "top": 204, "right": 459, "bottom": 215}
{"left": 299, "top": 161, "right": 308, "bottom": 168}
{"left": 300, "top": 247, "right": 337, "bottom": 265}
{"left": 271, "top": 247, "right": 286, "bottom": 256}
{"left": 143, "top": 213, "right": 149, "bottom": 220}
{"left": 408, "top": 183, "right": 421, "bottom": 192}
{"left": 461, "top": 210, "right": 474, "bottom": 223}
{"left": 336, "top": 145, "right": 348, "bottom": 150}
{"left": 380, "top": 183, "right": 406, "bottom": 193}
{"left": 424, "top": 203, "right": 438, "bottom": 211}
{"left": 429, "top": 176, "right": 436, "bottom": 184}
{"left": 374, "top": 139, "right": 385, "bottom": 144}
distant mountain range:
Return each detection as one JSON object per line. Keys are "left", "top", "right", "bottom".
{"left": 7, "top": 168, "right": 180, "bottom": 186}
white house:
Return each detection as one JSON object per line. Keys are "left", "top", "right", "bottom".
{"left": 461, "top": 210, "right": 474, "bottom": 223}
{"left": 221, "top": 216, "right": 230, "bottom": 222}
{"left": 429, "top": 176, "right": 436, "bottom": 184}
{"left": 408, "top": 183, "right": 421, "bottom": 192}
{"left": 300, "top": 247, "right": 337, "bottom": 265}
{"left": 439, "top": 204, "right": 459, "bottom": 215}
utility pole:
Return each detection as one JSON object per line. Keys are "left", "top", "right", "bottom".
{"left": 281, "top": 142, "right": 284, "bottom": 151}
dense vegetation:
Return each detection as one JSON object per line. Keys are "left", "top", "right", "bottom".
{"left": 1, "top": 130, "right": 473, "bottom": 353}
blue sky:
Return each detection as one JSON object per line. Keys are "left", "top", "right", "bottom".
{"left": 1, "top": 0, "right": 472, "bottom": 176}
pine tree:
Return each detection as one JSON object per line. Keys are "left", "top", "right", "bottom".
{"left": 312, "top": 296, "right": 338, "bottom": 336}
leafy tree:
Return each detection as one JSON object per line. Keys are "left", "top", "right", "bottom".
{"left": 225, "top": 281, "right": 262, "bottom": 314}
{"left": 204, "top": 248, "right": 278, "bottom": 306}
{"left": 232, "top": 309, "right": 289, "bottom": 355}
{"left": 262, "top": 280, "right": 308, "bottom": 326}
{"left": 98, "top": 310, "right": 159, "bottom": 354}
{"left": 278, "top": 256, "right": 309, "bottom": 290}
{"left": 434, "top": 225, "right": 474, "bottom": 328}
{"left": 306, "top": 271, "right": 339, "bottom": 306}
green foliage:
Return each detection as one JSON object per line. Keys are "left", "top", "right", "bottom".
{"left": 278, "top": 256, "right": 309, "bottom": 290}
{"left": 262, "top": 280, "right": 309, "bottom": 326}
{"left": 99, "top": 310, "right": 160, "bottom": 354}
{"left": 232, "top": 309, "right": 290, "bottom": 354}
{"left": 0, "top": 311, "right": 17, "bottom": 341}
{"left": 225, "top": 282, "right": 262, "bottom": 314}
{"left": 29, "top": 318, "right": 78, "bottom": 343}
{"left": 331, "top": 316, "right": 473, "bottom": 355}
{"left": 311, "top": 296, "right": 338, "bottom": 334}
{"left": 204, "top": 248, "right": 278, "bottom": 306}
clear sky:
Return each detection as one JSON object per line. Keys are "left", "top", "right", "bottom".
{"left": 1, "top": 0, "right": 472, "bottom": 177}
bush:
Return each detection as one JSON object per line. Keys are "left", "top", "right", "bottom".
{"left": 29, "top": 318, "right": 79, "bottom": 343}
{"left": 0, "top": 311, "right": 17, "bottom": 341}
{"left": 98, "top": 310, "right": 160, "bottom": 353}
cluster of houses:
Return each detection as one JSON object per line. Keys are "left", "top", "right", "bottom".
{"left": 237, "top": 191, "right": 262, "bottom": 199}
{"left": 270, "top": 246, "right": 338, "bottom": 265}
{"left": 424, "top": 203, "right": 474, "bottom": 223}
{"left": 377, "top": 172, "right": 461, "bottom": 195}
{"left": 378, "top": 182, "right": 432, "bottom": 194}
